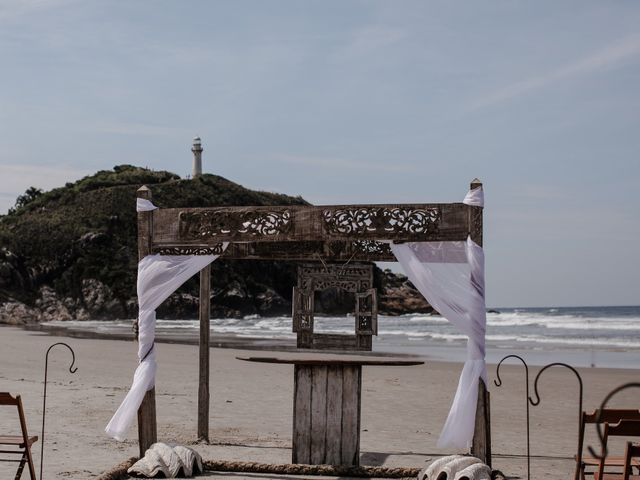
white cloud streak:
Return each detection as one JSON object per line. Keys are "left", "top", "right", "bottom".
{"left": 470, "top": 34, "right": 640, "bottom": 110}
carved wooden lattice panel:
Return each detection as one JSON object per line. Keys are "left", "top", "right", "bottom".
{"left": 292, "top": 286, "right": 314, "bottom": 333}
{"left": 297, "top": 264, "right": 373, "bottom": 292}
{"left": 356, "top": 289, "right": 377, "bottom": 336}
{"left": 322, "top": 207, "right": 439, "bottom": 236}
{"left": 294, "top": 263, "right": 377, "bottom": 351}
{"left": 179, "top": 209, "right": 292, "bottom": 239}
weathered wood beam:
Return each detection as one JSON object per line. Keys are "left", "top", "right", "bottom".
{"left": 153, "top": 240, "right": 397, "bottom": 261}
{"left": 152, "top": 202, "right": 469, "bottom": 246}
{"left": 136, "top": 186, "right": 157, "bottom": 457}
{"left": 197, "top": 264, "right": 211, "bottom": 442}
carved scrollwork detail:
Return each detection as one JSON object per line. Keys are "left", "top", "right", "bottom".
{"left": 179, "top": 210, "right": 292, "bottom": 239}
{"left": 353, "top": 240, "right": 392, "bottom": 256}
{"left": 357, "top": 315, "right": 372, "bottom": 332}
{"left": 253, "top": 241, "right": 322, "bottom": 256}
{"left": 299, "top": 264, "right": 372, "bottom": 279}
{"left": 304, "top": 279, "right": 363, "bottom": 292}
{"left": 322, "top": 207, "right": 439, "bottom": 236}
{"left": 299, "top": 314, "right": 313, "bottom": 330}
{"left": 298, "top": 264, "right": 373, "bottom": 292}
{"left": 154, "top": 244, "right": 226, "bottom": 255}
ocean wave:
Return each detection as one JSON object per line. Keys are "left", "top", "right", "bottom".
{"left": 41, "top": 308, "right": 640, "bottom": 352}
{"left": 485, "top": 333, "right": 640, "bottom": 349}
{"left": 486, "top": 313, "right": 640, "bottom": 331}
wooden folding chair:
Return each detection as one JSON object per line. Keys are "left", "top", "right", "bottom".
{"left": 593, "top": 420, "right": 640, "bottom": 480}
{"left": 576, "top": 409, "right": 640, "bottom": 480}
{"left": 624, "top": 443, "right": 640, "bottom": 480}
{"left": 0, "top": 393, "right": 38, "bottom": 480}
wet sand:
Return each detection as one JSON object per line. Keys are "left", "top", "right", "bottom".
{"left": 0, "top": 325, "right": 638, "bottom": 479}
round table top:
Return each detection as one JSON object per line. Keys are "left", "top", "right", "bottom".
{"left": 236, "top": 354, "right": 424, "bottom": 367}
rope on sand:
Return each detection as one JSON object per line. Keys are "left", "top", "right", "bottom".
{"left": 204, "top": 459, "right": 421, "bottom": 478}
{"left": 95, "top": 457, "right": 137, "bottom": 480}
{"left": 97, "top": 457, "right": 506, "bottom": 479}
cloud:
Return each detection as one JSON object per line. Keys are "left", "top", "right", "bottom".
{"left": 273, "top": 154, "right": 417, "bottom": 174}
{"left": 0, "top": 163, "right": 92, "bottom": 213}
{"left": 470, "top": 34, "right": 640, "bottom": 110}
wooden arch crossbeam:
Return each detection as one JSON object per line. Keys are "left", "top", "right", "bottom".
{"left": 147, "top": 201, "right": 481, "bottom": 260}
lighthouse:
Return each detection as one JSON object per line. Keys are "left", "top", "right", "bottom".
{"left": 192, "top": 137, "right": 203, "bottom": 178}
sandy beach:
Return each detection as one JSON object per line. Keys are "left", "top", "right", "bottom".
{"left": 0, "top": 325, "right": 638, "bottom": 479}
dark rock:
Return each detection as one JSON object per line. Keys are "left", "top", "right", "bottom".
{"left": 0, "top": 299, "right": 37, "bottom": 325}
{"left": 376, "top": 270, "right": 433, "bottom": 315}
{"left": 255, "top": 288, "right": 289, "bottom": 315}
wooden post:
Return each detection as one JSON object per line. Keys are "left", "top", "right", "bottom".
{"left": 472, "top": 378, "right": 491, "bottom": 466}
{"left": 468, "top": 178, "right": 490, "bottom": 465}
{"left": 136, "top": 186, "right": 157, "bottom": 457}
{"left": 469, "top": 178, "right": 483, "bottom": 246}
{"left": 197, "top": 263, "right": 211, "bottom": 442}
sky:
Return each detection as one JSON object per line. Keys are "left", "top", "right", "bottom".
{"left": 1, "top": 0, "right": 639, "bottom": 308}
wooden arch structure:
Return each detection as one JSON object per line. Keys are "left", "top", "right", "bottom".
{"left": 134, "top": 179, "right": 489, "bottom": 462}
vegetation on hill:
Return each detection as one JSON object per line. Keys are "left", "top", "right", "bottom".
{"left": 0, "top": 165, "right": 430, "bottom": 324}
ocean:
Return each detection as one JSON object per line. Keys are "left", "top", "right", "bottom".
{"left": 42, "top": 305, "right": 640, "bottom": 369}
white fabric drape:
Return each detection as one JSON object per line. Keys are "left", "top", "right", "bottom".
{"left": 390, "top": 188, "right": 486, "bottom": 449}
{"left": 105, "top": 198, "right": 227, "bottom": 441}
{"left": 136, "top": 198, "right": 158, "bottom": 212}
{"left": 105, "top": 253, "right": 225, "bottom": 440}
{"left": 463, "top": 186, "right": 484, "bottom": 207}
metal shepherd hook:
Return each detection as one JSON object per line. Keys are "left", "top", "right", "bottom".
{"left": 41, "top": 343, "right": 78, "bottom": 480}
{"left": 494, "top": 354, "right": 531, "bottom": 480}
{"left": 528, "top": 362, "right": 583, "bottom": 480}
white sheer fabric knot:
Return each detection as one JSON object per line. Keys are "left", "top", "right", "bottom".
{"left": 463, "top": 186, "right": 484, "bottom": 207}
{"left": 136, "top": 198, "right": 158, "bottom": 212}
{"left": 106, "top": 239, "right": 229, "bottom": 441}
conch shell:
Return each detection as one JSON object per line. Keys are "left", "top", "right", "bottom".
{"left": 127, "top": 442, "right": 203, "bottom": 478}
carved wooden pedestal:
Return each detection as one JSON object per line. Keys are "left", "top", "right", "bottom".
{"left": 237, "top": 355, "right": 423, "bottom": 468}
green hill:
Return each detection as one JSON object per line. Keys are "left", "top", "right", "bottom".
{"left": 0, "top": 165, "right": 430, "bottom": 324}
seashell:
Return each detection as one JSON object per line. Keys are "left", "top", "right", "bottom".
{"left": 418, "top": 455, "right": 462, "bottom": 480}
{"left": 454, "top": 463, "right": 492, "bottom": 480}
{"left": 127, "top": 442, "right": 203, "bottom": 478}
{"left": 421, "top": 455, "right": 465, "bottom": 480}
{"left": 420, "top": 455, "right": 483, "bottom": 480}
{"left": 173, "top": 445, "right": 203, "bottom": 477}
{"left": 128, "top": 448, "right": 168, "bottom": 478}
{"left": 439, "top": 456, "right": 482, "bottom": 479}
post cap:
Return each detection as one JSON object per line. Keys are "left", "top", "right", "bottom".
{"left": 470, "top": 178, "right": 483, "bottom": 189}
{"left": 137, "top": 185, "right": 152, "bottom": 199}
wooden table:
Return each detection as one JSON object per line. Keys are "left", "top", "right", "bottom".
{"left": 237, "top": 354, "right": 424, "bottom": 467}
